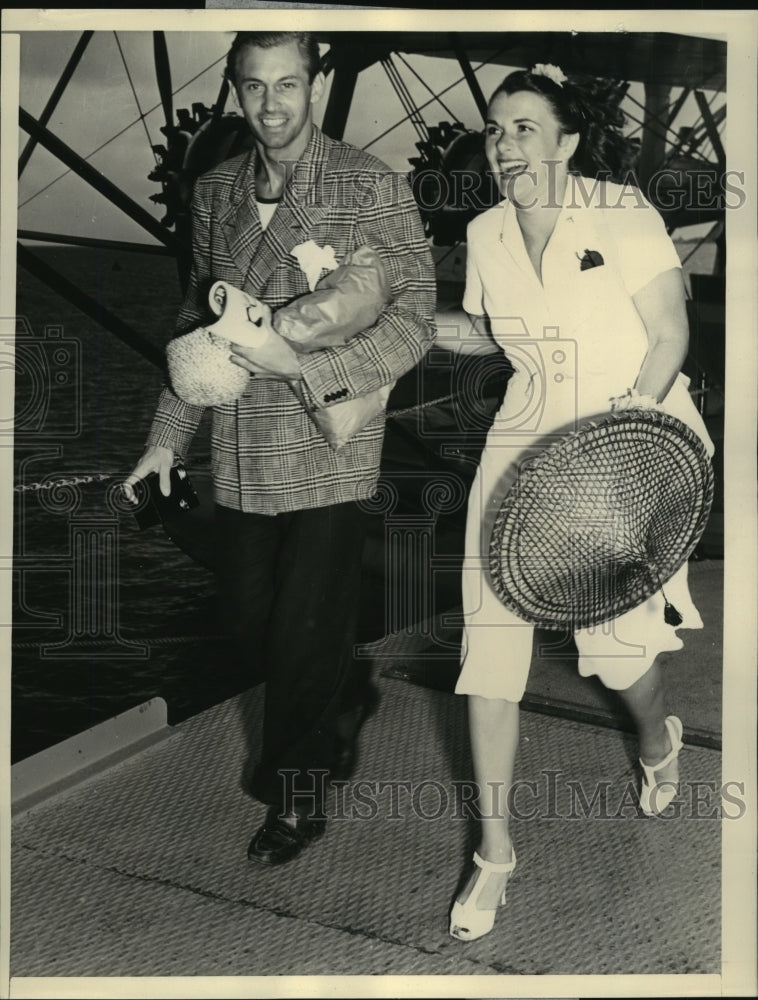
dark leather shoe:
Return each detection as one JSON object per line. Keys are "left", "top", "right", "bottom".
{"left": 247, "top": 806, "right": 326, "bottom": 867}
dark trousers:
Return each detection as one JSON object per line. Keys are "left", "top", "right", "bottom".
{"left": 214, "top": 500, "right": 370, "bottom": 808}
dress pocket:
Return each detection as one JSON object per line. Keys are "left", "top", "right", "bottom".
{"left": 577, "top": 263, "right": 608, "bottom": 283}
{"left": 575, "top": 262, "right": 626, "bottom": 324}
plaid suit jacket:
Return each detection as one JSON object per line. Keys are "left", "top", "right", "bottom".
{"left": 146, "top": 125, "right": 436, "bottom": 515}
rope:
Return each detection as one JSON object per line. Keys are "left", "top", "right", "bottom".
{"left": 362, "top": 46, "right": 509, "bottom": 153}
{"left": 679, "top": 219, "right": 723, "bottom": 268}
{"left": 12, "top": 634, "right": 223, "bottom": 650}
{"left": 395, "top": 53, "right": 458, "bottom": 122}
{"left": 114, "top": 31, "right": 159, "bottom": 168}
{"left": 622, "top": 88, "right": 722, "bottom": 165}
{"left": 433, "top": 241, "right": 464, "bottom": 271}
{"left": 381, "top": 57, "right": 429, "bottom": 146}
{"left": 19, "top": 48, "right": 226, "bottom": 210}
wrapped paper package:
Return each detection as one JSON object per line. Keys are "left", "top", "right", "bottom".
{"left": 166, "top": 246, "right": 395, "bottom": 449}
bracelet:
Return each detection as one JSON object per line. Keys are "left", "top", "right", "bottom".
{"left": 609, "top": 387, "right": 660, "bottom": 412}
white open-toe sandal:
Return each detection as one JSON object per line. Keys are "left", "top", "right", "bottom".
{"left": 639, "top": 715, "right": 684, "bottom": 816}
{"left": 449, "top": 849, "right": 516, "bottom": 941}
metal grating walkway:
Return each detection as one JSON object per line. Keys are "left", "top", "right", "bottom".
{"left": 10, "top": 672, "right": 722, "bottom": 985}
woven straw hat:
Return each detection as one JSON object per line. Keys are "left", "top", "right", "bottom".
{"left": 489, "top": 409, "right": 714, "bottom": 630}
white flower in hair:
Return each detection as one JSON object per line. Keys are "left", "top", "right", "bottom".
{"left": 292, "top": 240, "right": 339, "bottom": 291}
{"left": 531, "top": 63, "right": 568, "bottom": 87}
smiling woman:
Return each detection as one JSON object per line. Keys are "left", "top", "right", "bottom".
{"left": 485, "top": 91, "right": 575, "bottom": 202}
{"left": 448, "top": 63, "right": 717, "bottom": 943}
{"left": 484, "top": 67, "right": 636, "bottom": 213}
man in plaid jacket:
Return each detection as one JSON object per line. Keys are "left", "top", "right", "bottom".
{"left": 126, "top": 31, "right": 436, "bottom": 865}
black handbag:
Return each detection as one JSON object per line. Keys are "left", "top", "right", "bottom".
{"left": 131, "top": 463, "right": 200, "bottom": 531}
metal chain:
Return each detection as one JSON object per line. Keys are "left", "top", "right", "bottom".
{"left": 12, "top": 397, "right": 460, "bottom": 493}
{"left": 13, "top": 455, "right": 187, "bottom": 494}
{"left": 386, "top": 392, "right": 457, "bottom": 419}
{"left": 13, "top": 473, "right": 120, "bottom": 494}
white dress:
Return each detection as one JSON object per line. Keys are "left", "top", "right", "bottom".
{"left": 456, "top": 177, "right": 715, "bottom": 702}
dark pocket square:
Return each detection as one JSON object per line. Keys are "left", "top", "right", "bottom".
{"left": 578, "top": 249, "right": 605, "bottom": 270}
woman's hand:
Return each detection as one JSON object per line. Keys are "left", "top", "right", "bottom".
{"left": 609, "top": 388, "right": 660, "bottom": 412}
{"left": 631, "top": 267, "right": 689, "bottom": 403}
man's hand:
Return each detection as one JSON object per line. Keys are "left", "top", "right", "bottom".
{"left": 229, "top": 304, "right": 302, "bottom": 381}
{"left": 122, "top": 445, "right": 174, "bottom": 502}
{"left": 224, "top": 298, "right": 274, "bottom": 351}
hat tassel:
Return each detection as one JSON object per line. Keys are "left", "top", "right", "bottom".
{"left": 662, "top": 588, "right": 683, "bottom": 627}
{"left": 649, "top": 563, "right": 684, "bottom": 627}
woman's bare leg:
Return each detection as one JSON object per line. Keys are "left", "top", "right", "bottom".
{"left": 616, "top": 659, "right": 671, "bottom": 765}
{"left": 455, "top": 694, "right": 519, "bottom": 910}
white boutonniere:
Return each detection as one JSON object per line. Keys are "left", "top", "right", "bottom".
{"left": 531, "top": 63, "right": 568, "bottom": 87}
{"left": 292, "top": 240, "right": 339, "bottom": 291}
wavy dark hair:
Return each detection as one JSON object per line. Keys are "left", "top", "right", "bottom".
{"left": 490, "top": 68, "right": 639, "bottom": 181}
{"left": 225, "top": 31, "right": 322, "bottom": 88}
